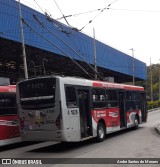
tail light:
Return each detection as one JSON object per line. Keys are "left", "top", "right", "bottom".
{"left": 56, "top": 114, "right": 60, "bottom": 129}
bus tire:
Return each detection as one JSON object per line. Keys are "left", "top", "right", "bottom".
{"left": 97, "top": 122, "right": 105, "bottom": 142}
{"left": 133, "top": 116, "right": 139, "bottom": 130}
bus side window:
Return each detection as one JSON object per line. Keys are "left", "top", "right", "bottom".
{"left": 133, "top": 91, "right": 140, "bottom": 109}
{"left": 106, "top": 90, "right": 118, "bottom": 108}
{"left": 0, "top": 94, "right": 17, "bottom": 115}
{"left": 65, "top": 86, "right": 77, "bottom": 108}
{"left": 126, "top": 91, "right": 132, "bottom": 100}
{"left": 126, "top": 91, "right": 132, "bottom": 110}
{"left": 126, "top": 91, "right": 140, "bottom": 111}
{"left": 92, "top": 89, "right": 106, "bottom": 108}
{"left": 133, "top": 92, "right": 140, "bottom": 100}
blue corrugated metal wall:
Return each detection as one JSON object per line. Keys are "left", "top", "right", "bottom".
{"left": 0, "top": 0, "right": 146, "bottom": 80}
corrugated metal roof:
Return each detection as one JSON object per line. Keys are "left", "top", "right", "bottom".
{"left": 0, "top": 0, "right": 146, "bottom": 80}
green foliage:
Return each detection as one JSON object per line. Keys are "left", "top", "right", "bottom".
{"left": 139, "top": 63, "right": 160, "bottom": 109}
{"left": 125, "top": 64, "right": 160, "bottom": 109}
{"left": 146, "top": 63, "right": 160, "bottom": 101}
{"left": 147, "top": 100, "right": 160, "bottom": 110}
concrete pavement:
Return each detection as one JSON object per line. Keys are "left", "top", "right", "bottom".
{"left": 148, "top": 108, "right": 160, "bottom": 134}
{"left": 155, "top": 124, "right": 160, "bottom": 134}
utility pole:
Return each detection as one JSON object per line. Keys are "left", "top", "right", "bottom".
{"left": 130, "top": 48, "right": 135, "bottom": 85}
{"left": 159, "top": 59, "right": 160, "bottom": 100}
{"left": 18, "top": 0, "right": 28, "bottom": 79}
{"left": 93, "top": 28, "right": 97, "bottom": 80}
{"left": 150, "top": 57, "right": 153, "bottom": 101}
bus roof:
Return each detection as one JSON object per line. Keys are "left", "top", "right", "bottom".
{"left": 17, "top": 75, "right": 144, "bottom": 91}
{"left": 92, "top": 81, "right": 144, "bottom": 91}
{"left": 59, "top": 76, "right": 144, "bottom": 91}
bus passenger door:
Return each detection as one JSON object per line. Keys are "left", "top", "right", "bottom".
{"left": 65, "top": 86, "right": 81, "bottom": 141}
{"left": 77, "top": 89, "right": 92, "bottom": 139}
{"left": 118, "top": 92, "right": 126, "bottom": 128}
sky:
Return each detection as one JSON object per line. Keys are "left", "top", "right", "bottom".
{"left": 17, "top": 0, "right": 160, "bottom": 65}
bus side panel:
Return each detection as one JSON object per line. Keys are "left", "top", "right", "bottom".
{"left": 0, "top": 115, "right": 20, "bottom": 140}
{"left": 92, "top": 108, "right": 120, "bottom": 134}
{"left": 60, "top": 82, "right": 81, "bottom": 142}
{"left": 61, "top": 107, "right": 81, "bottom": 142}
{"left": 126, "top": 110, "right": 141, "bottom": 127}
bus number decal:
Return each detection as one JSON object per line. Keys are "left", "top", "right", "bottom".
{"left": 71, "top": 109, "right": 78, "bottom": 115}
{"left": 68, "top": 109, "right": 78, "bottom": 115}
{"left": 9, "top": 88, "right": 16, "bottom": 92}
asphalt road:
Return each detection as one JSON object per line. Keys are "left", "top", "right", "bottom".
{"left": 1, "top": 110, "right": 160, "bottom": 167}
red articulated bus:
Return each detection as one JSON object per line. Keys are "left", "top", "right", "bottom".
{"left": 0, "top": 85, "right": 20, "bottom": 146}
{"left": 17, "top": 76, "right": 147, "bottom": 142}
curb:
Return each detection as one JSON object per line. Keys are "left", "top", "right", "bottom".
{"left": 148, "top": 109, "right": 160, "bottom": 134}
{"left": 148, "top": 108, "right": 160, "bottom": 112}
{"left": 155, "top": 124, "right": 160, "bottom": 134}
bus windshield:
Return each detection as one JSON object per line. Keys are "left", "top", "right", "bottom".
{"left": 18, "top": 78, "right": 56, "bottom": 110}
{"left": 0, "top": 94, "right": 17, "bottom": 116}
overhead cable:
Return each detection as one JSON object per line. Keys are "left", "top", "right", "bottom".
{"left": 109, "top": 7, "right": 160, "bottom": 13}
{"left": 34, "top": 0, "right": 45, "bottom": 13}
{"left": 56, "top": 8, "right": 102, "bottom": 20}
{"left": 53, "top": 0, "right": 74, "bottom": 28}
{"left": 21, "top": 18, "right": 93, "bottom": 79}
{"left": 34, "top": 0, "right": 72, "bottom": 33}
{"left": 33, "top": 14, "right": 103, "bottom": 80}
{"left": 79, "top": 0, "right": 120, "bottom": 31}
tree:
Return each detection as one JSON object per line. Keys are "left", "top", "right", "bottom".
{"left": 146, "top": 63, "right": 160, "bottom": 101}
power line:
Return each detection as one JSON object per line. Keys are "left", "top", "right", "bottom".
{"left": 53, "top": 0, "right": 74, "bottom": 28}
{"left": 56, "top": 9, "right": 103, "bottom": 20}
{"left": 52, "top": 0, "right": 120, "bottom": 31}
{"left": 19, "top": 0, "right": 39, "bottom": 12}
{"left": 31, "top": 0, "right": 118, "bottom": 32}
{"left": 53, "top": 0, "right": 64, "bottom": 16}
{"left": 109, "top": 0, "right": 120, "bottom": 5}
{"left": 34, "top": 0, "right": 45, "bottom": 13}
{"left": 79, "top": 7, "right": 109, "bottom": 31}
{"left": 109, "top": 7, "right": 160, "bottom": 13}
{"left": 32, "top": 0, "right": 74, "bottom": 34}
{"left": 33, "top": 14, "right": 103, "bottom": 80}
{"left": 44, "top": 11, "right": 73, "bottom": 34}
{"left": 79, "top": 0, "right": 120, "bottom": 31}
{"left": 22, "top": 18, "right": 93, "bottom": 79}
{"left": 55, "top": 0, "right": 120, "bottom": 21}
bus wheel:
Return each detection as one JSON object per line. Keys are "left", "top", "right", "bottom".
{"left": 133, "top": 116, "right": 139, "bottom": 130}
{"left": 97, "top": 122, "right": 105, "bottom": 142}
